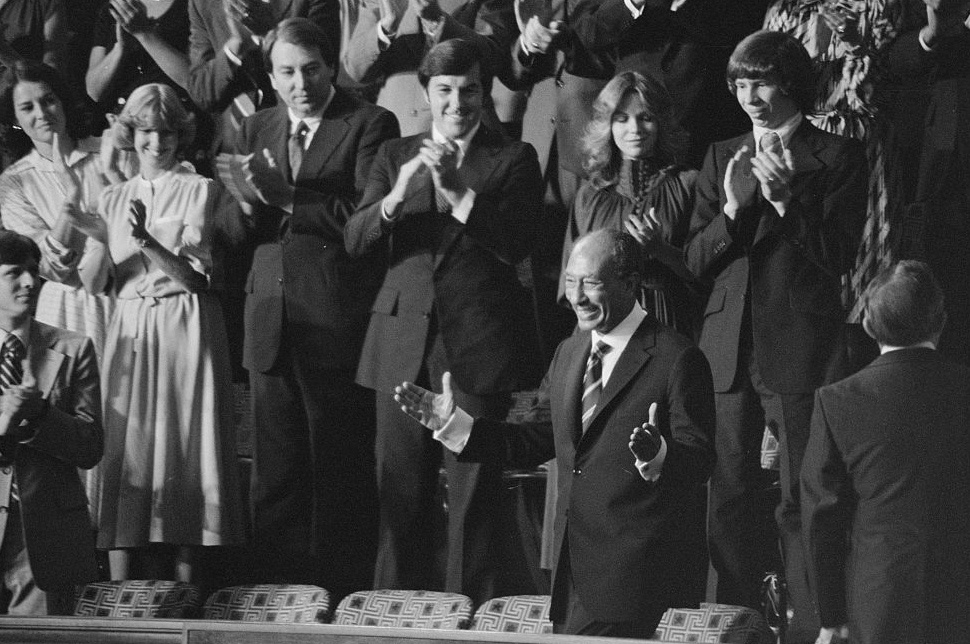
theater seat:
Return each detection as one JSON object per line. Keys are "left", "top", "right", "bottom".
{"left": 470, "top": 594, "right": 553, "bottom": 633}
{"left": 74, "top": 580, "right": 201, "bottom": 618}
{"left": 652, "top": 602, "right": 775, "bottom": 643}
{"left": 201, "top": 584, "right": 331, "bottom": 623}
{"left": 333, "top": 590, "right": 473, "bottom": 629}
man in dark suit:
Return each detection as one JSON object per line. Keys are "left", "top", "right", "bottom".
{"left": 217, "top": 17, "right": 399, "bottom": 596}
{"left": 394, "top": 228, "right": 716, "bottom": 637}
{"left": 685, "top": 30, "right": 867, "bottom": 641}
{"left": 0, "top": 231, "right": 102, "bottom": 615}
{"left": 802, "top": 260, "right": 970, "bottom": 644}
{"left": 344, "top": 38, "right": 542, "bottom": 602}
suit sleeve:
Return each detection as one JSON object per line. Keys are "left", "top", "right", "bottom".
{"left": 289, "top": 110, "right": 400, "bottom": 240}
{"left": 187, "top": 0, "right": 249, "bottom": 112}
{"left": 462, "top": 141, "right": 543, "bottom": 265}
{"left": 344, "top": 140, "right": 398, "bottom": 257}
{"left": 22, "top": 338, "right": 103, "bottom": 470}
{"left": 660, "top": 344, "right": 716, "bottom": 488}
{"left": 685, "top": 142, "right": 736, "bottom": 280}
{"left": 801, "top": 389, "right": 852, "bottom": 627}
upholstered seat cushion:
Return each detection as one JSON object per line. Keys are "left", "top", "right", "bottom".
{"left": 471, "top": 595, "right": 553, "bottom": 633}
{"left": 652, "top": 602, "right": 775, "bottom": 643}
{"left": 202, "top": 584, "right": 331, "bottom": 623}
{"left": 74, "top": 580, "right": 201, "bottom": 618}
{"left": 333, "top": 590, "right": 473, "bottom": 629}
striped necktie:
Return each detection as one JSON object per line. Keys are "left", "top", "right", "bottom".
{"left": 581, "top": 340, "right": 611, "bottom": 433}
{"left": 0, "top": 335, "right": 24, "bottom": 392}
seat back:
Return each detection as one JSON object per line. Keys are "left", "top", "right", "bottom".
{"left": 202, "top": 584, "right": 331, "bottom": 623}
{"left": 74, "top": 580, "right": 201, "bottom": 618}
{"left": 471, "top": 595, "right": 553, "bottom": 634}
{"left": 653, "top": 603, "right": 775, "bottom": 643}
{"left": 333, "top": 590, "right": 473, "bottom": 629}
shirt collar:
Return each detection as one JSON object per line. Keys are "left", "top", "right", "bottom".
{"left": 0, "top": 317, "right": 32, "bottom": 351}
{"left": 287, "top": 86, "right": 336, "bottom": 134}
{"left": 880, "top": 340, "right": 937, "bottom": 354}
{"left": 753, "top": 111, "right": 803, "bottom": 154}
{"left": 591, "top": 305, "right": 646, "bottom": 351}
{"left": 28, "top": 138, "right": 97, "bottom": 172}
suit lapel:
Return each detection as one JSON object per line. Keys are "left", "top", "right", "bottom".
{"left": 264, "top": 108, "right": 293, "bottom": 182}
{"left": 27, "top": 322, "right": 63, "bottom": 399}
{"left": 298, "top": 91, "right": 352, "bottom": 182}
{"left": 579, "top": 318, "right": 656, "bottom": 447}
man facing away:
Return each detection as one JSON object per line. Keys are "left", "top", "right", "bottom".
{"left": 220, "top": 17, "right": 399, "bottom": 596}
{"left": 395, "top": 229, "right": 715, "bottom": 637}
{"left": 345, "top": 37, "right": 543, "bottom": 602}
{"left": 685, "top": 29, "right": 867, "bottom": 640}
{"left": 802, "top": 260, "right": 970, "bottom": 644}
{"left": 0, "top": 230, "right": 102, "bottom": 615}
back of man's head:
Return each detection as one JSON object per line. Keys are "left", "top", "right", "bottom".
{"left": 0, "top": 230, "right": 40, "bottom": 268}
{"left": 863, "top": 260, "right": 946, "bottom": 348}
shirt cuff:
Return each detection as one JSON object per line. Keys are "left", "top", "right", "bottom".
{"left": 433, "top": 405, "right": 473, "bottom": 453}
{"left": 43, "top": 235, "right": 78, "bottom": 270}
{"left": 918, "top": 30, "right": 935, "bottom": 53}
{"left": 635, "top": 435, "right": 667, "bottom": 483}
{"left": 450, "top": 188, "right": 476, "bottom": 224}
{"left": 624, "top": 0, "right": 644, "bottom": 19}
{"left": 377, "top": 23, "right": 394, "bottom": 48}
{"left": 223, "top": 42, "right": 244, "bottom": 67}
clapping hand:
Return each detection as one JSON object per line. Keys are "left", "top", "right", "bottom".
{"left": 624, "top": 206, "right": 662, "bottom": 255}
{"left": 378, "top": 0, "right": 408, "bottom": 36}
{"left": 629, "top": 402, "right": 662, "bottom": 462}
{"left": 750, "top": 146, "right": 795, "bottom": 211}
{"left": 394, "top": 372, "right": 457, "bottom": 433}
{"left": 723, "top": 145, "right": 758, "bottom": 218}
{"left": 109, "top": 0, "right": 153, "bottom": 36}
{"left": 51, "top": 133, "right": 81, "bottom": 206}
{"left": 215, "top": 149, "right": 294, "bottom": 208}
{"left": 128, "top": 198, "right": 152, "bottom": 247}
{"left": 224, "top": 0, "right": 275, "bottom": 41}
{"left": 820, "top": 0, "right": 862, "bottom": 47}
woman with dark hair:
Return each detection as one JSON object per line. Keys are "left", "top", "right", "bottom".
{"left": 562, "top": 71, "right": 701, "bottom": 338}
{"left": 65, "top": 83, "right": 242, "bottom": 582}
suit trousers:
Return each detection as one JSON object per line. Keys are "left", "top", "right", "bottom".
{"left": 708, "top": 336, "right": 818, "bottom": 641}
{"left": 0, "top": 500, "right": 73, "bottom": 615}
{"left": 250, "top": 349, "right": 378, "bottom": 598}
{"left": 373, "top": 332, "right": 512, "bottom": 604}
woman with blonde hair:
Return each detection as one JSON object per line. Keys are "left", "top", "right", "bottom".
{"left": 562, "top": 71, "right": 702, "bottom": 338}
{"left": 64, "top": 82, "right": 243, "bottom": 582}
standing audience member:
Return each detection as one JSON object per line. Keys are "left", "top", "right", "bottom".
{"left": 685, "top": 30, "right": 867, "bottom": 642}
{"left": 217, "top": 17, "right": 398, "bottom": 597}
{"left": 343, "top": 0, "right": 510, "bottom": 137}
{"left": 802, "top": 259, "right": 970, "bottom": 644}
{"left": 0, "top": 61, "right": 122, "bottom": 519}
{"left": 345, "top": 39, "right": 542, "bottom": 603}
{"left": 0, "top": 0, "right": 66, "bottom": 74}
{"left": 0, "top": 231, "right": 102, "bottom": 616}
{"left": 66, "top": 83, "right": 244, "bottom": 583}
{"left": 396, "top": 229, "right": 716, "bottom": 637}
{"left": 764, "top": 0, "right": 906, "bottom": 319}
{"left": 564, "top": 71, "right": 701, "bottom": 339}
{"left": 889, "top": 0, "right": 970, "bottom": 367}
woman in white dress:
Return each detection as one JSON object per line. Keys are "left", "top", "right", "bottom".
{"left": 0, "top": 60, "right": 124, "bottom": 522}
{"left": 65, "top": 83, "right": 243, "bottom": 582}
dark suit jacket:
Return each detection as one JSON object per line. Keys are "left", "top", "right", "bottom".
{"left": 462, "top": 315, "right": 715, "bottom": 622}
{"left": 236, "top": 90, "right": 399, "bottom": 373}
{"left": 345, "top": 126, "right": 543, "bottom": 395}
{"left": 685, "top": 120, "right": 867, "bottom": 394}
{"left": 0, "top": 321, "right": 102, "bottom": 591}
{"left": 801, "top": 348, "right": 970, "bottom": 644}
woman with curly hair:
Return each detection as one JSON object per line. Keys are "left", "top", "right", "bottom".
{"left": 63, "top": 83, "right": 243, "bottom": 582}
{"left": 561, "top": 71, "right": 702, "bottom": 338}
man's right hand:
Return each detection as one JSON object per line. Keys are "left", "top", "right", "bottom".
{"left": 224, "top": 0, "right": 275, "bottom": 48}
{"left": 394, "top": 372, "right": 457, "bottom": 433}
{"left": 520, "top": 16, "right": 561, "bottom": 55}
{"left": 379, "top": 0, "right": 407, "bottom": 37}
{"left": 382, "top": 155, "right": 426, "bottom": 221}
{"left": 723, "top": 144, "right": 757, "bottom": 220}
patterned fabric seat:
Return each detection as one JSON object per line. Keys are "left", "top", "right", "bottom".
{"left": 470, "top": 595, "right": 553, "bottom": 634}
{"left": 652, "top": 602, "right": 775, "bottom": 643}
{"left": 333, "top": 590, "right": 473, "bottom": 629}
{"left": 202, "top": 584, "right": 331, "bottom": 623}
{"left": 74, "top": 580, "right": 201, "bottom": 618}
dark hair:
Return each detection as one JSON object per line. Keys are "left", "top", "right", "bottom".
{"left": 263, "top": 17, "right": 337, "bottom": 72}
{"left": 112, "top": 83, "right": 195, "bottom": 154}
{"left": 575, "top": 228, "right": 642, "bottom": 282}
{"left": 583, "top": 71, "right": 687, "bottom": 186}
{"left": 726, "top": 30, "right": 815, "bottom": 115}
{"left": 863, "top": 260, "right": 946, "bottom": 347}
{"left": 0, "top": 230, "right": 41, "bottom": 267}
{"left": 417, "top": 39, "right": 482, "bottom": 89}
{"left": 0, "top": 60, "right": 87, "bottom": 161}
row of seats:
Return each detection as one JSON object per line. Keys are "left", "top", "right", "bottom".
{"left": 71, "top": 581, "right": 774, "bottom": 642}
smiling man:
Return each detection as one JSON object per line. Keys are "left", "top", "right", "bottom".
{"left": 392, "top": 228, "right": 715, "bottom": 636}
{"left": 224, "top": 17, "right": 399, "bottom": 597}
{"left": 685, "top": 29, "right": 868, "bottom": 642}
{"left": 345, "top": 38, "right": 543, "bottom": 602}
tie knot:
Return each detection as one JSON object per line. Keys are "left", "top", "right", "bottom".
{"left": 592, "top": 340, "right": 611, "bottom": 360}
{"left": 293, "top": 121, "right": 309, "bottom": 140}
{"left": 760, "top": 131, "right": 783, "bottom": 156}
{"left": 3, "top": 335, "right": 24, "bottom": 362}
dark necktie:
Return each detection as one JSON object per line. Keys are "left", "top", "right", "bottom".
{"left": 288, "top": 121, "right": 309, "bottom": 182}
{"left": 581, "top": 340, "right": 611, "bottom": 433}
{"left": 0, "top": 335, "right": 25, "bottom": 474}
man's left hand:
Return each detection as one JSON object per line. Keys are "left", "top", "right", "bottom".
{"left": 629, "top": 401, "right": 662, "bottom": 462}
{"left": 418, "top": 139, "right": 468, "bottom": 211}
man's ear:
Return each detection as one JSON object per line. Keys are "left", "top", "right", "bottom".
{"left": 423, "top": 88, "right": 431, "bottom": 106}
{"left": 862, "top": 312, "right": 876, "bottom": 340}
